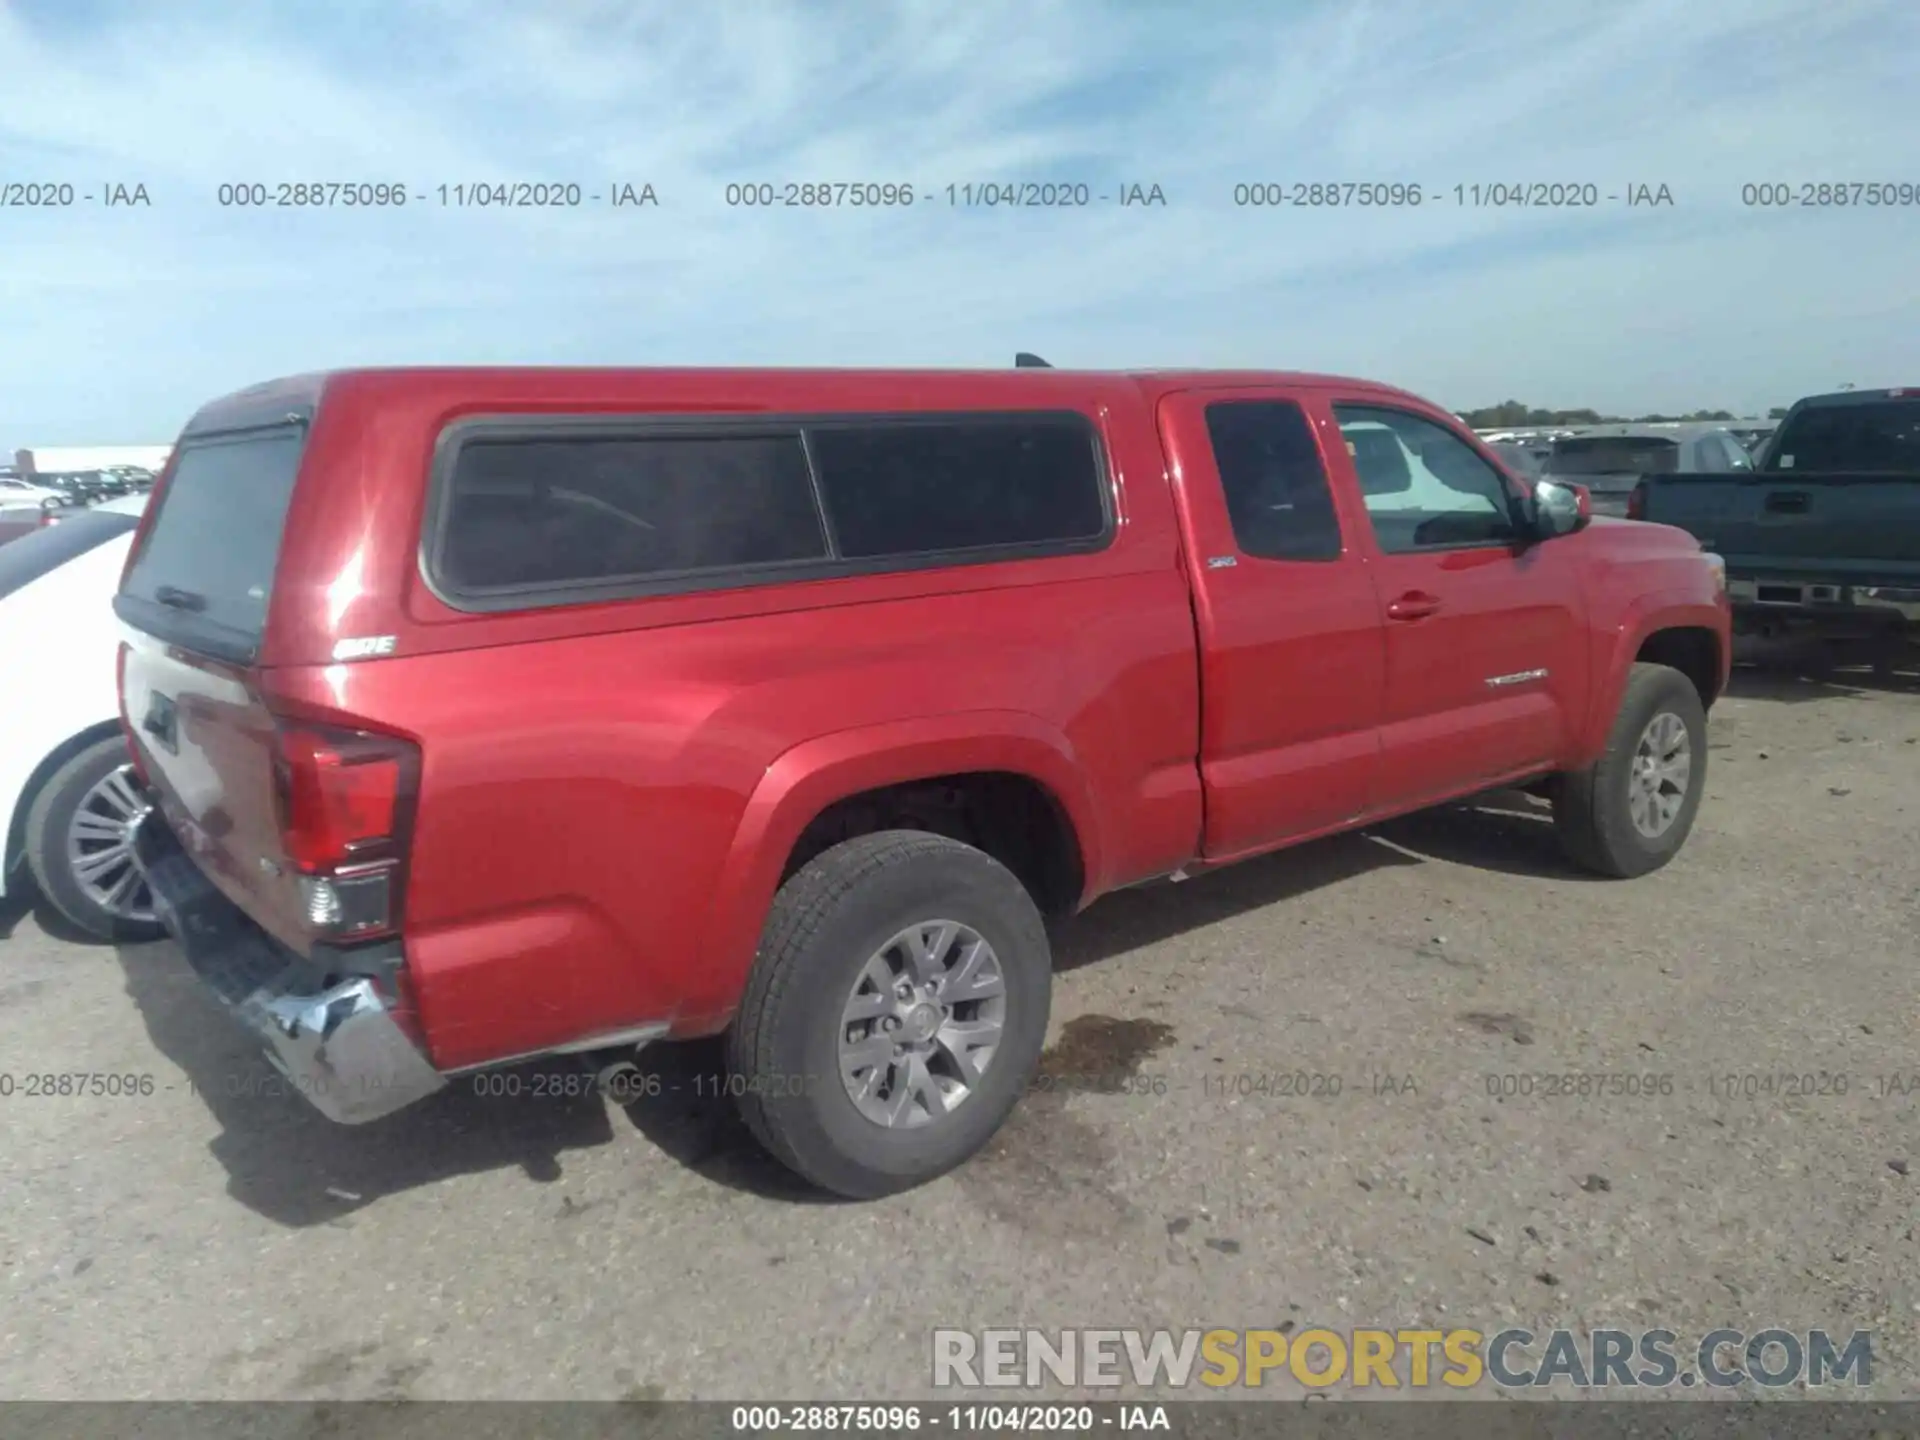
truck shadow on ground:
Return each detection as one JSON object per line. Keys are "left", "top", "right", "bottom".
{"left": 0, "top": 883, "right": 105, "bottom": 945}
{"left": 113, "top": 931, "right": 833, "bottom": 1217}
{"left": 607, "top": 1037, "right": 848, "bottom": 1204}
{"left": 0, "top": 889, "right": 29, "bottom": 941}
{"left": 1367, "top": 789, "right": 1594, "bottom": 881}
{"left": 623, "top": 790, "right": 1596, "bottom": 1198}
{"left": 1725, "top": 659, "right": 1920, "bottom": 703}
{"left": 1725, "top": 637, "right": 1920, "bottom": 701}
{"left": 113, "top": 939, "right": 624, "bottom": 1227}
{"left": 1055, "top": 788, "right": 1591, "bottom": 976}
{"left": 104, "top": 786, "right": 1618, "bottom": 1218}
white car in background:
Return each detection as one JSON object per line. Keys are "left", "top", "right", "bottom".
{"left": 0, "top": 475, "right": 69, "bottom": 507}
{"left": 0, "top": 492, "right": 163, "bottom": 942}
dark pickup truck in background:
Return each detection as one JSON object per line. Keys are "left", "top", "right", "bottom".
{"left": 1629, "top": 387, "right": 1920, "bottom": 672}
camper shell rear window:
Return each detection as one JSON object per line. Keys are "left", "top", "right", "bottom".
{"left": 115, "top": 425, "right": 306, "bottom": 663}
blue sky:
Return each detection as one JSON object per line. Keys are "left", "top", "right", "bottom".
{"left": 1, "top": 0, "right": 1917, "bottom": 445}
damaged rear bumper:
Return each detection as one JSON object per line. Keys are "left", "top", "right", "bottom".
{"left": 130, "top": 812, "right": 447, "bottom": 1124}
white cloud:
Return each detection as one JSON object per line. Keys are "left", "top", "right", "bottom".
{"left": 0, "top": 0, "right": 1916, "bottom": 442}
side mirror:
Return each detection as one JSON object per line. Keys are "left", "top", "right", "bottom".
{"left": 1532, "top": 479, "right": 1590, "bottom": 538}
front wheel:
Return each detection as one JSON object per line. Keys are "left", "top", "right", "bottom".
{"left": 24, "top": 736, "right": 165, "bottom": 943}
{"left": 1553, "top": 662, "right": 1708, "bottom": 879}
{"left": 726, "top": 830, "right": 1052, "bottom": 1199}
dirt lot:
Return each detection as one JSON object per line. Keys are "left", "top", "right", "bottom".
{"left": 2, "top": 658, "right": 1916, "bottom": 1402}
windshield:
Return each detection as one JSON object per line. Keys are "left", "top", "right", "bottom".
{"left": 118, "top": 426, "right": 306, "bottom": 661}
{"left": 1766, "top": 399, "right": 1920, "bottom": 472}
{"left": 1544, "top": 438, "right": 1681, "bottom": 476}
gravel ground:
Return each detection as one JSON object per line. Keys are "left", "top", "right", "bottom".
{"left": 1, "top": 657, "right": 1916, "bottom": 1404}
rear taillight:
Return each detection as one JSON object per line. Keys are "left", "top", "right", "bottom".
{"left": 1625, "top": 481, "right": 1648, "bottom": 521}
{"left": 270, "top": 719, "right": 420, "bottom": 941}
{"left": 115, "top": 643, "right": 150, "bottom": 786}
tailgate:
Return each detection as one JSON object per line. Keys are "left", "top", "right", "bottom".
{"left": 1649, "top": 475, "right": 1920, "bottom": 577}
{"left": 1544, "top": 437, "right": 1678, "bottom": 517}
{"left": 114, "top": 425, "right": 314, "bottom": 953}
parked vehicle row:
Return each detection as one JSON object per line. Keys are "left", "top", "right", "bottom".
{"left": 1480, "top": 423, "right": 1775, "bottom": 460}
{"left": 105, "top": 363, "right": 1730, "bottom": 1199}
{"left": 0, "top": 469, "right": 161, "bottom": 549}
{"left": 36, "top": 467, "right": 153, "bottom": 505}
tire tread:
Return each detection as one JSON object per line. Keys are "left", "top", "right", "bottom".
{"left": 727, "top": 830, "right": 986, "bottom": 1182}
{"left": 1553, "top": 662, "right": 1706, "bottom": 879}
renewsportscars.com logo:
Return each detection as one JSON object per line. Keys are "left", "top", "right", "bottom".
{"left": 931, "top": 1327, "right": 1873, "bottom": 1391}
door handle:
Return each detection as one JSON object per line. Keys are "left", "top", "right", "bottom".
{"left": 1386, "top": 591, "right": 1441, "bottom": 621}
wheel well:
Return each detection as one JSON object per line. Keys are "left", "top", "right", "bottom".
{"left": 782, "top": 771, "right": 1086, "bottom": 920}
{"left": 3, "top": 722, "right": 125, "bottom": 882}
{"left": 1636, "top": 627, "right": 1723, "bottom": 709}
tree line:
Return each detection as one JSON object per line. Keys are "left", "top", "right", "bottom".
{"left": 1459, "top": 401, "right": 1792, "bottom": 428}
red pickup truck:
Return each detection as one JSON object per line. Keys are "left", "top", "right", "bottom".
{"left": 115, "top": 366, "right": 1730, "bottom": 1199}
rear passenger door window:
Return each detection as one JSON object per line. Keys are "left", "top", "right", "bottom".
{"left": 1202, "top": 400, "right": 1342, "bottom": 560}
{"left": 1333, "top": 405, "right": 1523, "bottom": 553}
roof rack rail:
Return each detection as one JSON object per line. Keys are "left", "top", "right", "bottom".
{"left": 1014, "top": 352, "right": 1052, "bottom": 369}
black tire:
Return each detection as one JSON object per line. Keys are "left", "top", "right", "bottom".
{"left": 24, "top": 736, "right": 164, "bottom": 944}
{"left": 727, "top": 830, "right": 1052, "bottom": 1199}
{"left": 1553, "top": 662, "right": 1709, "bottom": 879}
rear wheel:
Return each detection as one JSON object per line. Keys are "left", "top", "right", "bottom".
{"left": 727, "top": 830, "right": 1052, "bottom": 1199}
{"left": 24, "top": 736, "right": 164, "bottom": 943}
{"left": 1553, "top": 663, "right": 1708, "bottom": 879}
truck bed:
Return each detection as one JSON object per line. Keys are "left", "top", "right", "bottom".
{"left": 1636, "top": 472, "right": 1920, "bottom": 584}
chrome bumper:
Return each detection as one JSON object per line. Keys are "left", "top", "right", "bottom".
{"left": 1728, "top": 577, "right": 1920, "bottom": 622}
{"left": 131, "top": 813, "right": 447, "bottom": 1125}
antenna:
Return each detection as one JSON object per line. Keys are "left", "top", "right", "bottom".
{"left": 1014, "top": 352, "right": 1052, "bottom": 369}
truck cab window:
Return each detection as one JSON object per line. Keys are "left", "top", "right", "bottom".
{"left": 1769, "top": 400, "right": 1920, "bottom": 473}
{"left": 1334, "top": 405, "right": 1521, "bottom": 553}
{"left": 1202, "top": 400, "right": 1342, "bottom": 561}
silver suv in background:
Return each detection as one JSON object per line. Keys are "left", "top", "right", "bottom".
{"left": 1539, "top": 424, "right": 1754, "bottom": 517}
{"left": 1487, "top": 439, "right": 1548, "bottom": 480}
